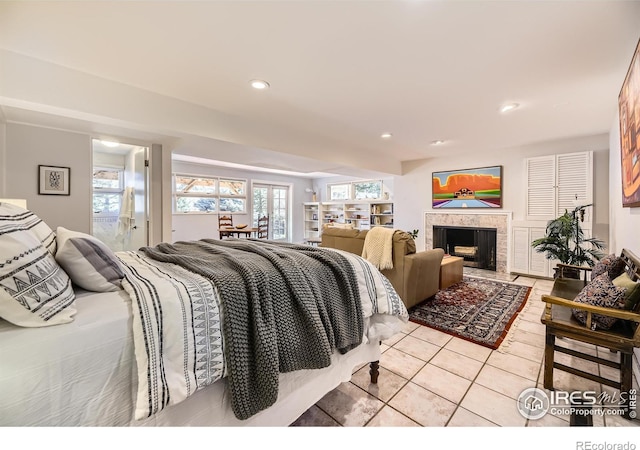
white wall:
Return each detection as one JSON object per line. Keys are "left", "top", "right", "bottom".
{"left": 171, "top": 161, "right": 313, "bottom": 243}
{"left": 393, "top": 134, "right": 610, "bottom": 251}
{"left": 93, "top": 152, "right": 125, "bottom": 168}
{"left": 608, "top": 112, "right": 640, "bottom": 253}
{"left": 4, "top": 122, "right": 92, "bottom": 232}
{"left": 0, "top": 123, "right": 6, "bottom": 196}
{"left": 608, "top": 111, "right": 640, "bottom": 392}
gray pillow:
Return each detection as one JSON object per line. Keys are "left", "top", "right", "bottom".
{"left": 55, "top": 227, "right": 124, "bottom": 292}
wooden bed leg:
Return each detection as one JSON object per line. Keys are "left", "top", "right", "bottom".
{"left": 369, "top": 361, "right": 379, "bottom": 384}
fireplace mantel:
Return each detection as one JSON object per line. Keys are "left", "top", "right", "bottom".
{"left": 425, "top": 211, "right": 512, "bottom": 273}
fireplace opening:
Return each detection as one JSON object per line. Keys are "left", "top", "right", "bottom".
{"left": 433, "top": 225, "right": 497, "bottom": 271}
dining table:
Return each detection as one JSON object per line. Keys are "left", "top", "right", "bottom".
{"left": 221, "top": 226, "right": 259, "bottom": 238}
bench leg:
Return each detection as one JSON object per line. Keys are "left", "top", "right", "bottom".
{"left": 621, "top": 352, "right": 633, "bottom": 420}
{"left": 543, "top": 330, "right": 555, "bottom": 390}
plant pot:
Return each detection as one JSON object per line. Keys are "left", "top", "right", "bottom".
{"left": 553, "top": 266, "right": 581, "bottom": 280}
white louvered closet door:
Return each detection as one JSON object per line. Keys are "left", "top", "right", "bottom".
{"left": 525, "top": 152, "right": 593, "bottom": 221}
{"left": 511, "top": 227, "right": 531, "bottom": 273}
{"left": 514, "top": 151, "right": 593, "bottom": 277}
{"left": 556, "top": 152, "right": 593, "bottom": 222}
{"left": 526, "top": 155, "right": 556, "bottom": 219}
{"left": 528, "top": 227, "right": 551, "bottom": 277}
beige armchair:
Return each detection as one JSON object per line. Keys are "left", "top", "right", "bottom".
{"left": 320, "top": 227, "right": 444, "bottom": 309}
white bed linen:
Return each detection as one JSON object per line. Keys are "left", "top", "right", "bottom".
{"left": 0, "top": 287, "right": 394, "bottom": 426}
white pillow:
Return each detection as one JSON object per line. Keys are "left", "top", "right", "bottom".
{"left": 0, "top": 224, "right": 76, "bottom": 327}
{"left": 0, "top": 202, "right": 57, "bottom": 255}
{"left": 55, "top": 227, "right": 125, "bottom": 292}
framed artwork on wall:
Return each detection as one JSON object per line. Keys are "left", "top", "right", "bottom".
{"left": 619, "top": 37, "right": 640, "bottom": 208}
{"left": 432, "top": 165, "right": 502, "bottom": 208}
{"left": 39, "top": 165, "right": 70, "bottom": 196}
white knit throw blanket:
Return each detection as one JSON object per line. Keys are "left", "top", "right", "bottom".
{"left": 362, "top": 227, "right": 395, "bottom": 270}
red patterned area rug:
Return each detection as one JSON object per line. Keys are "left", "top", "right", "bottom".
{"left": 408, "top": 276, "right": 532, "bottom": 350}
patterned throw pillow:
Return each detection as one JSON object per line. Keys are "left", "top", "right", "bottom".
{"left": 572, "top": 273, "right": 626, "bottom": 330}
{"left": 612, "top": 272, "right": 640, "bottom": 310}
{"left": 591, "top": 254, "right": 625, "bottom": 280}
{"left": 55, "top": 227, "right": 125, "bottom": 292}
{"left": 0, "top": 223, "right": 76, "bottom": 327}
{"left": 0, "top": 202, "right": 57, "bottom": 255}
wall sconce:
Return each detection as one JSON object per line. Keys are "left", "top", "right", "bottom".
{"left": 305, "top": 187, "right": 317, "bottom": 202}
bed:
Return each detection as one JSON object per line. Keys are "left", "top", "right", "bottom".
{"left": 0, "top": 203, "right": 408, "bottom": 426}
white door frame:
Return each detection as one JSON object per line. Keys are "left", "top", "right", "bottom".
{"left": 251, "top": 179, "right": 293, "bottom": 241}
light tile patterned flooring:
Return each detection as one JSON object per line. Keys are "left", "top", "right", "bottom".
{"left": 291, "top": 268, "right": 640, "bottom": 427}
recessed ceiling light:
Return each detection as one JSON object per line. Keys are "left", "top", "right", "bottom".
{"left": 500, "top": 103, "right": 520, "bottom": 113}
{"left": 101, "top": 140, "right": 120, "bottom": 147}
{"left": 431, "top": 140, "right": 445, "bottom": 145}
{"left": 381, "top": 133, "right": 393, "bottom": 139}
{"left": 250, "top": 79, "right": 270, "bottom": 90}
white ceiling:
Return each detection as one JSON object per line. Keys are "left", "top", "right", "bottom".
{"left": 1, "top": 1, "right": 639, "bottom": 176}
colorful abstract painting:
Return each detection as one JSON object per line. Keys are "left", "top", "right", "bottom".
{"left": 619, "top": 38, "right": 640, "bottom": 208}
{"left": 432, "top": 165, "right": 502, "bottom": 208}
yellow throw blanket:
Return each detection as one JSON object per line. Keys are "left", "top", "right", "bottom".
{"left": 362, "top": 227, "right": 395, "bottom": 270}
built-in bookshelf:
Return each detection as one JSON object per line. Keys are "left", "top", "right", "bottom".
{"left": 305, "top": 200, "right": 394, "bottom": 233}
{"left": 303, "top": 202, "right": 320, "bottom": 240}
{"left": 370, "top": 201, "right": 394, "bottom": 228}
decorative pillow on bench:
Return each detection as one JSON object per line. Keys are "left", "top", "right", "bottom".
{"left": 571, "top": 273, "right": 626, "bottom": 330}
{"left": 592, "top": 254, "right": 625, "bottom": 280}
{"left": 612, "top": 272, "right": 640, "bottom": 311}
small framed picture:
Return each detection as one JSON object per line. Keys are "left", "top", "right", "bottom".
{"left": 39, "top": 165, "right": 70, "bottom": 195}
{"left": 312, "top": 213, "right": 318, "bottom": 220}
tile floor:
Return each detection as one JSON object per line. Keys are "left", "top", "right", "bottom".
{"left": 291, "top": 269, "right": 640, "bottom": 427}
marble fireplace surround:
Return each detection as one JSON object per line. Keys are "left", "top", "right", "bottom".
{"left": 425, "top": 211, "right": 512, "bottom": 273}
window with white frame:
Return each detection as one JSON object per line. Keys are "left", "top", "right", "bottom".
{"left": 174, "top": 174, "right": 247, "bottom": 213}
{"left": 328, "top": 183, "right": 351, "bottom": 200}
{"left": 93, "top": 167, "right": 124, "bottom": 215}
{"left": 327, "top": 180, "right": 383, "bottom": 200}
{"left": 353, "top": 180, "right": 383, "bottom": 199}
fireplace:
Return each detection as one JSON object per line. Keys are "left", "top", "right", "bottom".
{"left": 433, "top": 225, "right": 497, "bottom": 270}
{"left": 425, "top": 212, "right": 511, "bottom": 273}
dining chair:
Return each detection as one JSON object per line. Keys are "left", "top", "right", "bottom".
{"left": 257, "top": 216, "right": 269, "bottom": 239}
{"left": 218, "top": 215, "right": 234, "bottom": 239}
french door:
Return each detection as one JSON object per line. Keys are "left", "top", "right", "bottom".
{"left": 252, "top": 183, "right": 290, "bottom": 241}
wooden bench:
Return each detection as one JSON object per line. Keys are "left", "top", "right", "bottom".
{"left": 540, "top": 249, "right": 640, "bottom": 419}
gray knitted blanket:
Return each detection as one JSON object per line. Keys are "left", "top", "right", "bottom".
{"left": 140, "top": 238, "right": 363, "bottom": 420}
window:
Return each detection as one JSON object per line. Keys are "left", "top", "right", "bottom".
{"left": 218, "top": 179, "right": 246, "bottom": 213}
{"left": 353, "top": 180, "right": 382, "bottom": 199}
{"left": 174, "top": 174, "right": 247, "bottom": 213}
{"left": 328, "top": 183, "right": 350, "bottom": 200}
{"left": 328, "top": 180, "right": 383, "bottom": 200}
{"left": 93, "top": 167, "right": 124, "bottom": 215}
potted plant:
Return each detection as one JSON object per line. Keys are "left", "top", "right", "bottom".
{"left": 531, "top": 204, "right": 605, "bottom": 278}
